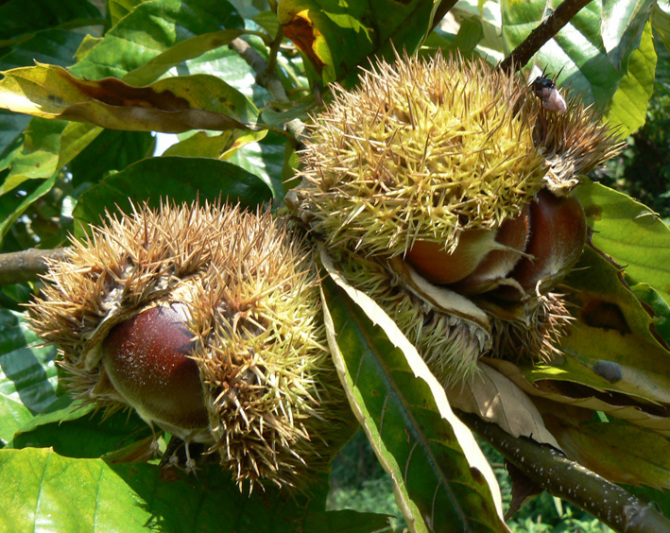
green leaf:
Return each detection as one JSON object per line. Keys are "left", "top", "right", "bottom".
{"left": 0, "top": 65, "right": 256, "bottom": 133}
{"left": 0, "top": 394, "right": 33, "bottom": 446}
{"left": 606, "top": 20, "right": 656, "bottom": 137}
{"left": 71, "top": 156, "right": 272, "bottom": 233}
{"left": 108, "top": 0, "right": 150, "bottom": 26}
{"left": 0, "top": 29, "right": 85, "bottom": 72}
{"left": 320, "top": 251, "right": 507, "bottom": 533}
{"left": 0, "top": 309, "right": 59, "bottom": 441}
{"left": 654, "top": 1, "right": 670, "bottom": 54}
{"left": 601, "top": 0, "right": 655, "bottom": 70}
{"left": 225, "top": 130, "right": 288, "bottom": 199}
{"left": 68, "top": 129, "right": 154, "bottom": 188}
{"left": 546, "top": 418, "right": 670, "bottom": 489}
{"left": 0, "top": 447, "right": 377, "bottom": 533}
{"left": 0, "top": 110, "right": 29, "bottom": 160}
{"left": 0, "top": 118, "right": 64, "bottom": 195}
{"left": 122, "top": 29, "right": 252, "bottom": 87}
{"left": 184, "top": 41, "right": 272, "bottom": 108}
{"left": 501, "top": 0, "right": 621, "bottom": 109}
{"left": 627, "top": 280, "right": 670, "bottom": 345}
{"left": 0, "top": 173, "right": 58, "bottom": 245}
{"left": 277, "top": 0, "right": 435, "bottom": 84}
{"left": 0, "top": 0, "right": 101, "bottom": 42}
{"left": 576, "top": 180, "right": 670, "bottom": 305}
{"left": 70, "top": 0, "right": 244, "bottom": 81}
{"left": 10, "top": 401, "right": 154, "bottom": 459}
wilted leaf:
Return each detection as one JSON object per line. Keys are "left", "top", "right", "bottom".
{"left": 72, "top": 156, "right": 273, "bottom": 233}
{"left": 445, "top": 362, "right": 561, "bottom": 449}
{"left": 545, "top": 417, "right": 670, "bottom": 489}
{"left": 321, "top": 249, "right": 508, "bottom": 533}
{"left": 576, "top": 180, "right": 670, "bottom": 305}
{"left": 0, "top": 65, "right": 255, "bottom": 133}
{"left": 487, "top": 358, "right": 670, "bottom": 437}
{"left": 278, "top": 0, "right": 435, "bottom": 83}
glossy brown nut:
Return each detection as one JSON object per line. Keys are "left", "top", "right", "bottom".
{"left": 102, "top": 305, "right": 210, "bottom": 434}
{"left": 509, "top": 189, "right": 586, "bottom": 295}
{"left": 454, "top": 204, "right": 531, "bottom": 294}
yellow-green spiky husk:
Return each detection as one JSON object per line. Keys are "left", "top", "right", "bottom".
{"left": 328, "top": 247, "right": 491, "bottom": 383}
{"left": 297, "top": 51, "right": 547, "bottom": 257}
{"left": 187, "top": 208, "right": 353, "bottom": 491}
{"left": 29, "top": 202, "right": 353, "bottom": 491}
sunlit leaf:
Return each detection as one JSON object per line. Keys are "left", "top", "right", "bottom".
{"left": 606, "top": 21, "right": 656, "bottom": 137}
{"left": 72, "top": 156, "right": 272, "bottom": 233}
{"left": 576, "top": 180, "right": 670, "bottom": 305}
{"left": 10, "top": 400, "right": 153, "bottom": 460}
{"left": 278, "top": 0, "right": 435, "bottom": 84}
{"left": 321, "top": 250, "right": 508, "bottom": 533}
{"left": 601, "top": 0, "right": 655, "bottom": 70}
{"left": 0, "top": 309, "right": 59, "bottom": 442}
{"left": 0, "top": 118, "right": 64, "bottom": 195}
{"left": 0, "top": 448, "right": 366, "bottom": 533}
{"left": 628, "top": 280, "right": 670, "bottom": 345}
{"left": 224, "top": 130, "right": 288, "bottom": 199}
{"left": 70, "top": 0, "right": 244, "bottom": 81}
{"left": 501, "top": 0, "right": 621, "bottom": 109}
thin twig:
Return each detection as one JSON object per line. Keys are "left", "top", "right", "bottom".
{"left": 461, "top": 412, "right": 670, "bottom": 533}
{"left": 430, "top": 0, "right": 460, "bottom": 34}
{"left": 228, "top": 37, "right": 306, "bottom": 144}
{"left": 0, "top": 248, "right": 66, "bottom": 286}
{"left": 499, "top": 0, "right": 592, "bottom": 73}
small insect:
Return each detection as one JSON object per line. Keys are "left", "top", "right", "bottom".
{"left": 532, "top": 76, "right": 567, "bottom": 114}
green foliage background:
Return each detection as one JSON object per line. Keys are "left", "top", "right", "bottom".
{"left": 0, "top": 0, "right": 669, "bottom": 532}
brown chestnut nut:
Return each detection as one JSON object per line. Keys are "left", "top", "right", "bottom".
{"left": 405, "top": 207, "right": 530, "bottom": 286}
{"left": 102, "top": 304, "right": 210, "bottom": 439}
{"left": 454, "top": 205, "right": 531, "bottom": 294}
{"left": 508, "top": 188, "right": 586, "bottom": 295}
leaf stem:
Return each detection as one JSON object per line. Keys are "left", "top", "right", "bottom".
{"left": 0, "top": 248, "right": 66, "bottom": 286}
{"left": 460, "top": 412, "right": 670, "bottom": 533}
{"left": 499, "top": 0, "right": 593, "bottom": 72}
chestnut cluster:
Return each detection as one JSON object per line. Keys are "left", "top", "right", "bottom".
{"left": 29, "top": 203, "right": 353, "bottom": 490}
{"left": 405, "top": 189, "right": 586, "bottom": 302}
